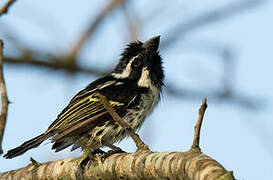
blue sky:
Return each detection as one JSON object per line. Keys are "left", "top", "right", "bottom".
{"left": 0, "top": 0, "right": 273, "bottom": 179}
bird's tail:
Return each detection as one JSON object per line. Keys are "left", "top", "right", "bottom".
{"left": 3, "top": 133, "right": 51, "bottom": 159}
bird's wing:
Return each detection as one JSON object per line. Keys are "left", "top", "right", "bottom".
{"left": 50, "top": 95, "right": 125, "bottom": 142}
{"left": 46, "top": 77, "right": 147, "bottom": 142}
{"left": 48, "top": 93, "right": 122, "bottom": 132}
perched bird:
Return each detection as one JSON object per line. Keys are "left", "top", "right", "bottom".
{"left": 4, "top": 36, "right": 164, "bottom": 159}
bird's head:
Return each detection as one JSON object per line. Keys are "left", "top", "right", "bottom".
{"left": 112, "top": 36, "right": 164, "bottom": 89}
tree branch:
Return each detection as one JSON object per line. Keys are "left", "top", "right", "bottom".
{"left": 0, "top": 0, "right": 17, "bottom": 17}
{"left": 0, "top": 99, "right": 235, "bottom": 180}
{"left": 0, "top": 40, "right": 9, "bottom": 154}
{"left": 0, "top": 152, "right": 233, "bottom": 180}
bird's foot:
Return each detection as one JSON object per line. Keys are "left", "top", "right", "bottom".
{"left": 72, "top": 149, "right": 97, "bottom": 168}
{"left": 99, "top": 148, "right": 126, "bottom": 162}
{"left": 92, "top": 148, "right": 107, "bottom": 155}
{"left": 72, "top": 149, "right": 104, "bottom": 167}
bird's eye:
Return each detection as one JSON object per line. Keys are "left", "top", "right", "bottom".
{"left": 133, "top": 59, "right": 141, "bottom": 68}
{"left": 120, "top": 58, "right": 126, "bottom": 63}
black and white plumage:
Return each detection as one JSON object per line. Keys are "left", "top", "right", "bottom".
{"left": 4, "top": 36, "right": 164, "bottom": 159}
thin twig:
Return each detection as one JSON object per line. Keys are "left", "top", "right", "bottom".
{"left": 191, "top": 98, "right": 207, "bottom": 151}
{"left": 69, "top": 0, "right": 126, "bottom": 60}
{"left": 97, "top": 93, "right": 150, "bottom": 152}
{"left": 0, "top": 0, "right": 17, "bottom": 17}
{"left": 0, "top": 40, "right": 9, "bottom": 154}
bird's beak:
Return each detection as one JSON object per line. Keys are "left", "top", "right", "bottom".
{"left": 142, "top": 36, "right": 160, "bottom": 53}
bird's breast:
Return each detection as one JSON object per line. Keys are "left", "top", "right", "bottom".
{"left": 125, "top": 84, "right": 160, "bottom": 131}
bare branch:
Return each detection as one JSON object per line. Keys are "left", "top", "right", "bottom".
{"left": 0, "top": 0, "right": 17, "bottom": 17}
{"left": 0, "top": 151, "right": 233, "bottom": 180}
{"left": 191, "top": 98, "right": 207, "bottom": 150}
{"left": 0, "top": 40, "right": 9, "bottom": 154}
{"left": 69, "top": 0, "right": 126, "bottom": 60}
{"left": 97, "top": 93, "right": 150, "bottom": 152}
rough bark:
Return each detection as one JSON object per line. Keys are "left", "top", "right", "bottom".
{"left": 0, "top": 150, "right": 233, "bottom": 180}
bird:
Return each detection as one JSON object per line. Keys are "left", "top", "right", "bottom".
{"left": 3, "top": 36, "right": 164, "bottom": 159}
